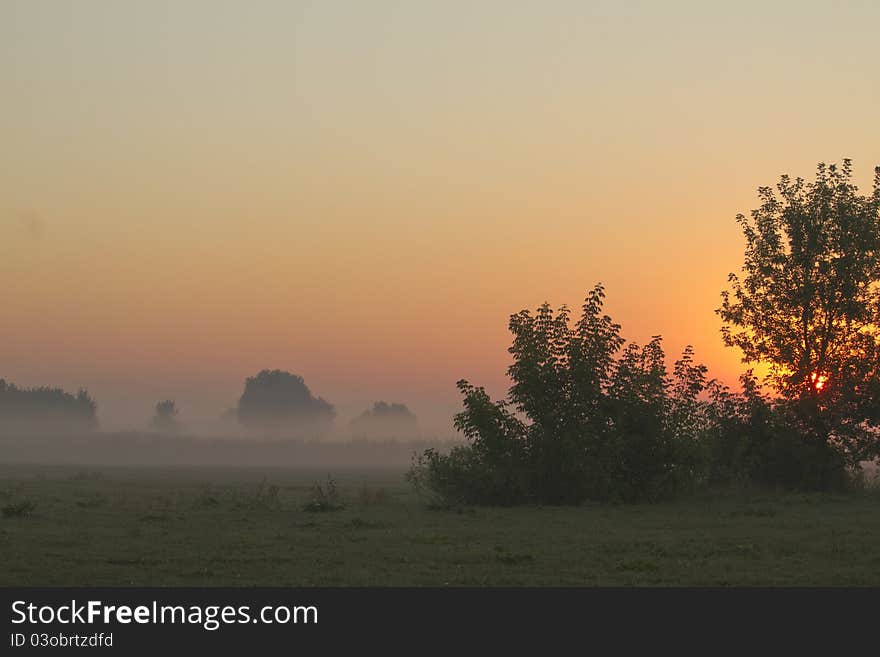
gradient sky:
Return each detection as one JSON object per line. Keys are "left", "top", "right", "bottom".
{"left": 2, "top": 1, "right": 879, "bottom": 434}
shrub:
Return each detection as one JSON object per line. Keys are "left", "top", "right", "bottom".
{"left": 253, "top": 479, "right": 281, "bottom": 509}
{"left": 704, "top": 373, "right": 851, "bottom": 491}
{"left": 407, "top": 445, "right": 527, "bottom": 508}
{"left": 302, "top": 475, "right": 344, "bottom": 512}
{"left": 410, "top": 285, "right": 858, "bottom": 507}
{"left": 409, "top": 286, "right": 716, "bottom": 506}
{"left": 2, "top": 500, "right": 35, "bottom": 518}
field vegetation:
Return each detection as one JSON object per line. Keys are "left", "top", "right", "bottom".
{"left": 1, "top": 464, "right": 879, "bottom": 586}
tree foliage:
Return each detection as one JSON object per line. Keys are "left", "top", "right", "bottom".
{"left": 719, "top": 160, "right": 880, "bottom": 470}
{"left": 410, "top": 285, "right": 719, "bottom": 505}
{"left": 237, "top": 369, "right": 335, "bottom": 438}
{"left": 0, "top": 379, "right": 97, "bottom": 436}
{"left": 151, "top": 399, "right": 181, "bottom": 434}
{"left": 350, "top": 401, "right": 419, "bottom": 440}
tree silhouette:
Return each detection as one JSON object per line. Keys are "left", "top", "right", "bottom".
{"left": 718, "top": 160, "right": 880, "bottom": 469}
{"left": 410, "top": 285, "right": 713, "bottom": 505}
{"left": 236, "top": 369, "right": 334, "bottom": 438}
{"left": 350, "top": 402, "right": 419, "bottom": 439}
{"left": 0, "top": 378, "right": 97, "bottom": 436}
{"left": 151, "top": 400, "right": 180, "bottom": 434}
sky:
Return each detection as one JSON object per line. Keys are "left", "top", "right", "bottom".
{"left": 2, "top": 1, "right": 879, "bottom": 435}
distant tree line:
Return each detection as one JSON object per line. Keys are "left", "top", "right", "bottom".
{"left": 5, "top": 160, "right": 878, "bottom": 504}
{"left": 1, "top": 369, "right": 420, "bottom": 442}
{"left": 232, "top": 370, "right": 419, "bottom": 440}
{"left": 409, "top": 160, "right": 880, "bottom": 505}
{"left": 0, "top": 379, "right": 97, "bottom": 436}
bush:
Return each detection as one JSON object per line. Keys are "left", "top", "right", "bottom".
{"left": 302, "top": 475, "right": 344, "bottom": 512}
{"left": 409, "top": 287, "right": 716, "bottom": 506}
{"left": 253, "top": 479, "right": 281, "bottom": 509}
{"left": 407, "top": 445, "right": 527, "bottom": 508}
{"left": 2, "top": 500, "right": 35, "bottom": 518}
{"left": 409, "top": 286, "right": 853, "bottom": 508}
{"left": 705, "top": 374, "right": 850, "bottom": 492}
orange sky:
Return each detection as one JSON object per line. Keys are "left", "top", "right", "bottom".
{"left": 2, "top": 2, "right": 879, "bottom": 434}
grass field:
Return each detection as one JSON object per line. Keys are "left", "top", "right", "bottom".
{"left": 2, "top": 463, "right": 880, "bottom": 586}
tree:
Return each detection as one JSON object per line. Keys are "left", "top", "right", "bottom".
{"left": 151, "top": 400, "right": 180, "bottom": 434}
{"left": 410, "top": 285, "right": 711, "bottom": 505}
{"left": 0, "top": 378, "right": 98, "bottom": 436}
{"left": 236, "top": 369, "right": 335, "bottom": 438}
{"left": 350, "top": 402, "right": 419, "bottom": 439}
{"left": 718, "top": 160, "right": 880, "bottom": 473}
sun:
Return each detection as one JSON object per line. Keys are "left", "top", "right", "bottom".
{"left": 810, "top": 372, "right": 828, "bottom": 391}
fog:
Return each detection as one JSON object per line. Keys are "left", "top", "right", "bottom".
{"left": 0, "top": 373, "right": 462, "bottom": 468}
{"left": 88, "top": 383, "right": 462, "bottom": 440}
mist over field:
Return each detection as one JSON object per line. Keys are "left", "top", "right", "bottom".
{"left": 3, "top": 2, "right": 879, "bottom": 456}
{"left": 3, "top": 4, "right": 880, "bottom": 604}
{"left": 0, "top": 372, "right": 451, "bottom": 469}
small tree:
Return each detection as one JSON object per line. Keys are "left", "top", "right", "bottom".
{"left": 152, "top": 400, "right": 180, "bottom": 434}
{"left": 718, "top": 160, "right": 880, "bottom": 479}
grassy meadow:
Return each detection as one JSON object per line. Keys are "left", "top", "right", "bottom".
{"left": 1, "top": 463, "right": 880, "bottom": 586}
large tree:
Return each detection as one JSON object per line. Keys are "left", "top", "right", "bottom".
{"left": 718, "top": 160, "right": 880, "bottom": 465}
{"left": 237, "top": 369, "right": 335, "bottom": 438}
